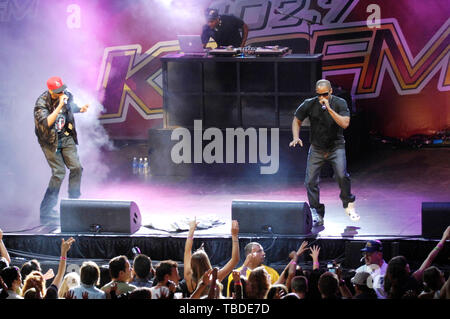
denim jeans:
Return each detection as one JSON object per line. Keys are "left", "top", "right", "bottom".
{"left": 40, "top": 135, "right": 83, "bottom": 216}
{"left": 304, "top": 144, "right": 355, "bottom": 217}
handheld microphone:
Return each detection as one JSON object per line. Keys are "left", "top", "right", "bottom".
{"left": 320, "top": 100, "right": 326, "bottom": 110}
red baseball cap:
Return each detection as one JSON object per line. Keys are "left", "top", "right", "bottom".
{"left": 47, "top": 76, "right": 67, "bottom": 94}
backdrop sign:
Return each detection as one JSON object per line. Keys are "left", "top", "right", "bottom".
{"left": 0, "top": 0, "right": 448, "bottom": 139}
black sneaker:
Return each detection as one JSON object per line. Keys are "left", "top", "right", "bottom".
{"left": 311, "top": 208, "right": 324, "bottom": 227}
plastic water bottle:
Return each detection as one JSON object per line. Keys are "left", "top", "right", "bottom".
{"left": 143, "top": 157, "right": 149, "bottom": 176}
{"left": 132, "top": 157, "right": 138, "bottom": 175}
{"left": 138, "top": 157, "right": 144, "bottom": 175}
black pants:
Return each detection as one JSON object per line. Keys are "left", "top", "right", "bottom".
{"left": 304, "top": 144, "right": 355, "bottom": 218}
{"left": 40, "top": 136, "right": 83, "bottom": 216}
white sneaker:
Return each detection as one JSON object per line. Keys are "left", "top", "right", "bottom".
{"left": 345, "top": 202, "right": 360, "bottom": 221}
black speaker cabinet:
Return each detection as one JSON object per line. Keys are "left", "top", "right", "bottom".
{"left": 60, "top": 199, "right": 142, "bottom": 234}
{"left": 232, "top": 200, "right": 312, "bottom": 235}
{"left": 422, "top": 202, "right": 450, "bottom": 238}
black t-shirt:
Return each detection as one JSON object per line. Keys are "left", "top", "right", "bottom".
{"left": 294, "top": 95, "right": 350, "bottom": 149}
{"left": 201, "top": 14, "right": 245, "bottom": 47}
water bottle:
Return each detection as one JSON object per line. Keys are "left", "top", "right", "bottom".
{"left": 138, "top": 157, "right": 144, "bottom": 175}
{"left": 143, "top": 157, "right": 149, "bottom": 176}
{"left": 132, "top": 157, "right": 138, "bottom": 175}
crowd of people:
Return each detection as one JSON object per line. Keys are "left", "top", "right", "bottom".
{"left": 1, "top": 224, "right": 449, "bottom": 300}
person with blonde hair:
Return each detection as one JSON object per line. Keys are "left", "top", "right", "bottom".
{"left": 58, "top": 272, "right": 80, "bottom": 298}
{"left": 183, "top": 218, "right": 240, "bottom": 297}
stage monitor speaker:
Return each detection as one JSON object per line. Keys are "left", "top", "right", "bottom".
{"left": 60, "top": 199, "right": 142, "bottom": 234}
{"left": 422, "top": 202, "right": 450, "bottom": 238}
{"left": 232, "top": 200, "right": 312, "bottom": 235}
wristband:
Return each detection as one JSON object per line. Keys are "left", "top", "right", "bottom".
{"left": 187, "top": 236, "right": 194, "bottom": 240}
{"left": 60, "top": 256, "right": 67, "bottom": 261}
{"left": 234, "top": 281, "right": 242, "bottom": 286}
{"left": 435, "top": 243, "right": 444, "bottom": 250}
{"left": 290, "top": 260, "right": 297, "bottom": 265}
{"left": 313, "top": 261, "right": 319, "bottom": 267}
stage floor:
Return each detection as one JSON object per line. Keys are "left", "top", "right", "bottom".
{"left": 2, "top": 146, "right": 449, "bottom": 240}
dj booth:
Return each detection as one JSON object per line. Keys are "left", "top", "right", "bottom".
{"left": 160, "top": 53, "right": 322, "bottom": 130}
{"left": 150, "top": 53, "right": 324, "bottom": 178}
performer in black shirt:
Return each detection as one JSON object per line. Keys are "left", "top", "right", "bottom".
{"left": 290, "top": 79, "right": 359, "bottom": 227}
{"left": 201, "top": 8, "right": 248, "bottom": 48}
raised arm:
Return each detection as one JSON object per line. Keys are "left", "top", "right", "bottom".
{"left": 310, "top": 245, "right": 321, "bottom": 271}
{"left": 286, "top": 241, "right": 309, "bottom": 290}
{"left": 321, "top": 98, "right": 350, "bottom": 129}
{"left": 275, "top": 241, "right": 309, "bottom": 285}
{"left": 218, "top": 220, "right": 240, "bottom": 282}
{"left": 184, "top": 218, "right": 199, "bottom": 293}
{"left": 0, "top": 229, "right": 11, "bottom": 264}
{"left": 412, "top": 226, "right": 449, "bottom": 282}
{"left": 51, "top": 237, "right": 75, "bottom": 289}
{"left": 189, "top": 268, "right": 212, "bottom": 299}
{"left": 336, "top": 266, "right": 353, "bottom": 299}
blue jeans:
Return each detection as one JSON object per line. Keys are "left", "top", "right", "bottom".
{"left": 40, "top": 136, "right": 83, "bottom": 216}
{"left": 304, "top": 144, "right": 355, "bottom": 217}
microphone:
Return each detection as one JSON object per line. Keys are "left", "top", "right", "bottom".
{"left": 60, "top": 91, "right": 68, "bottom": 113}
{"left": 320, "top": 100, "right": 327, "bottom": 110}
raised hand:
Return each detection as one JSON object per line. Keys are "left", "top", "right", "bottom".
{"left": 231, "top": 220, "right": 239, "bottom": 237}
{"left": 64, "top": 290, "right": 75, "bottom": 299}
{"left": 232, "top": 270, "right": 241, "bottom": 284}
{"left": 82, "top": 291, "right": 89, "bottom": 299}
{"left": 296, "top": 241, "right": 309, "bottom": 256}
{"left": 243, "top": 251, "right": 259, "bottom": 267}
{"left": 189, "top": 217, "right": 199, "bottom": 233}
{"left": 61, "top": 237, "right": 75, "bottom": 257}
{"left": 309, "top": 245, "right": 321, "bottom": 260}
{"left": 43, "top": 268, "right": 55, "bottom": 280}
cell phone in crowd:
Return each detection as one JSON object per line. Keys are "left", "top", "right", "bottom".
{"left": 327, "top": 263, "right": 336, "bottom": 273}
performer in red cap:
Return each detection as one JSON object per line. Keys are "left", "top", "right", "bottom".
{"left": 34, "top": 76, "right": 89, "bottom": 224}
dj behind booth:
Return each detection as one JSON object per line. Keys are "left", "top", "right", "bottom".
{"left": 201, "top": 8, "right": 249, "bottom": 49}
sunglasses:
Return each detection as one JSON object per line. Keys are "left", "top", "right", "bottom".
{"left": 317, "top": 92, "right": 330, "bottom": 97}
